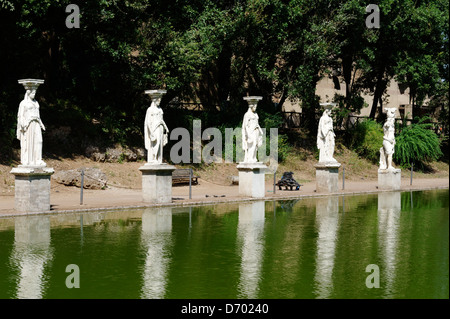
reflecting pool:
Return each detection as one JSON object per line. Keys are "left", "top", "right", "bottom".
{"left": 0, "top": 189, "right": 448, "bottom": 299}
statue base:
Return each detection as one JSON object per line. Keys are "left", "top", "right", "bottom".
{"left": 315, "top": 162, "right": 341, "bottom": 193}
{"left": 139, "top": 163, "right": 176, "bottom": 204}
{"left": 236, "top": 162, "right": 267, "bottom": 198}
{"left": 378, "top": 168, "right": 401, "bottom": 190}
{"left": 10, "top": 166, "right": 54, "bottom": 212}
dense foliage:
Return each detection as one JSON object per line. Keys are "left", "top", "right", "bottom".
{"left": 349, "top": 119, "right": 384, "bottom": 164}
{"left": 394, "top": 117, "right": 443, "bottom": 169}
{"left": 0, "top": 0, "right": 448, "bottom": 164}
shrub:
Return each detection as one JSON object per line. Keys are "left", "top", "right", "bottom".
{"left": 269, "top": 133, "right": 291, "bottom": 163}
{"left": 261, "top": 112, "right": 291, "bottom": 163}
{"left": 394, "top": 117, "right": 443, "bottom": 169}
{"left": 350, "top": 119, "right": 384, "bottom": 163}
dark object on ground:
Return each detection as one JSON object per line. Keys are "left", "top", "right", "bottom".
{"left": 276, "top": 171, "right": 302, "bottom": 191}
{"left": 172, "top": 168, "right": 199, "bottom": 185}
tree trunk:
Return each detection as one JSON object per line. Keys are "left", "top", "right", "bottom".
{"left": 342, "top": 55, "right": 353, "bottom": 102}
{"left": 302, "top": 75, "right": 320, "bottom": 135}
{"left": 369, "top": 73, "right": 386, "bottom": 119}
{"left": 278, "top": 88, "right": 288, "bottom": 111}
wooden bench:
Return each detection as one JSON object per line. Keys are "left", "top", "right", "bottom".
{"left": 172, "top": 168, "right": 199, "bottom": 185}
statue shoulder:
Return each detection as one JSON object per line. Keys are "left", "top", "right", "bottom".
{"left": 318, "top": 115, "right": 325, "bottom": 125}
{"left": 18, "top": 100, "right": 27, "bottom": 109}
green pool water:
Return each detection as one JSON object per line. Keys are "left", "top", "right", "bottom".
{"left": 0, "top": 189, "right": 448, "bottom": 299}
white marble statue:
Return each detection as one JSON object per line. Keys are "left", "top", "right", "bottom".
{"left": 16, "top": 79, "right": 46, "bottom": 167}
{"left": 144, "top": 90, "right": 169, "bottom": 164}
{"left": 379, "top": 108, "right": 396, "bottom": 170}
{"left": 242, "top": 97, "right": 263, "bottom": 163}
{"left": 317, "top": 103, "right": 337, "bottom": 163}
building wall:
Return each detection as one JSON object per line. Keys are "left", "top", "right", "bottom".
{"left": 283, "top": 75, "right": 416, "bottom": 119}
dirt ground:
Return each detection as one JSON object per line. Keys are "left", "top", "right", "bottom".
{"left": 0, "top": 156, "right": 448, "bottom": 216}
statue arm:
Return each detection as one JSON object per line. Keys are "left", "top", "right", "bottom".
{"left": 328, "top": 125, "right": 335, "bottom": 137}
{"left": 36, "top": 104, "right": 45, "bottom": 130}
{"left": 153, "top": 120, "right": 168, "bottom": 133}
{"left": 40, "top": 119, "right": 46, "bottom": 131}
{"left": 257, "top": 123, "right": 264, "bottom": 135}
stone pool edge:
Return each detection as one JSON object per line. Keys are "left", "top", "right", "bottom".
{"left": 0, "top": 185, "right": 448, "bottom": 218}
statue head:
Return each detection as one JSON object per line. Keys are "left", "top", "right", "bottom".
{"left": 26, "top": 89, "right": 36, "bottom": 100}
{"left": 320, "top": 102, "right": 335, "bottom": 116}
{"left": 18, "top": 79, "right": 44, "bottom": 101}
{"left": 243, "top": 96, "right": 262, "bottom": 113}
{"left": 145, "top": 89, "right": 167, "bottom": 108}
{"left": 249, "top": 102, "right": 258, "bottom": 112}
{"left": 151, "top": 96, "right": 162, "bottom": 107}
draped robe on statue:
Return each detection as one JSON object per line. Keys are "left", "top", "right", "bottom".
{"left": 144, "top": 103, "right": 168, "bottom": 164}
{"left": 16, "top": 94, "right": 45, "bottom": 166}
{"left": 242, "top": 109, "right": 263, "bottom": 163}
{"left": 317, "top": 110, "right": 336, "bottom": 163}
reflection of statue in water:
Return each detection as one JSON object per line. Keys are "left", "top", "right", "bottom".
{"left": 144, "top": 90, "right": 169, "bottom": 164}
{"left": 16, "top": 80, "right": 46, "bottom": 167}
{"left": 317, "top": 104, "right": 337, "bottom": 163}
{"left": 379, "top": 108, "right": 396, "bottom": 170}
{"left": 242, "top": 99, "right": 263, "bottom": 163}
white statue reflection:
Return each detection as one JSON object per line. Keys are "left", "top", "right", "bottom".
{"left": 377, "top": 192, "right": 401, "bottom": 297}
{"left": 10, "top": 215, "right": 52, "bottom": 299}
{"left": 237, "top": 201, "right": 265, "bottom": 298}
{"left": 140, "top": 207, "right": 172, "bottom": 299}
{"left": 314, "top": 196, "right": 339, "bottom": 299}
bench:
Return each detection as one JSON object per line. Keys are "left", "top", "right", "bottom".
{"left": 172, "top": 168, "right": 199, "bottom": 185}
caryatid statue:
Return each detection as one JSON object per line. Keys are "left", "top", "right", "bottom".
{"left": 379, "top": 108, "right": 397, "bottom": 170}
{"left": 242, "top": 97, "right": 264, "bottom": 163}
{"left": 317, "top": 103, "right": 337, "bottom": 163}
{"left": 16, "top": 79, "right": 46, "bottom": 167}
{"left": 144, "top": 90, "right": 169, "bottom": 164}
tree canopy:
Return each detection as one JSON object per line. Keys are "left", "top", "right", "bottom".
{"left": 0, "top": 0, "right": 448, "bottom": 160}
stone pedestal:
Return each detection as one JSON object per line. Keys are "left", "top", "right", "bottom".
{"left": 10, "top": 166, "right": 54, "bottom": 212}
{"left": 139, "top": 163, "right": 176, "bottom": 204}
{"left": 315, "top": 162, "right": 341, "bottom": 193}
{"left": 236, "top": 162, "right": 267, "bottom": 198}
{"left": 378, "top": 168, "right": 401, "bottom": 191}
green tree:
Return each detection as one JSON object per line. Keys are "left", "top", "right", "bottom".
{"left": 0, "top": 0, "right": 448, "bottom": 163}
{"left": 393, "top": 0, "right": 448, "bottom": 114}
{"left": 359, "top": 0, "right": 448, "bottom": 119}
